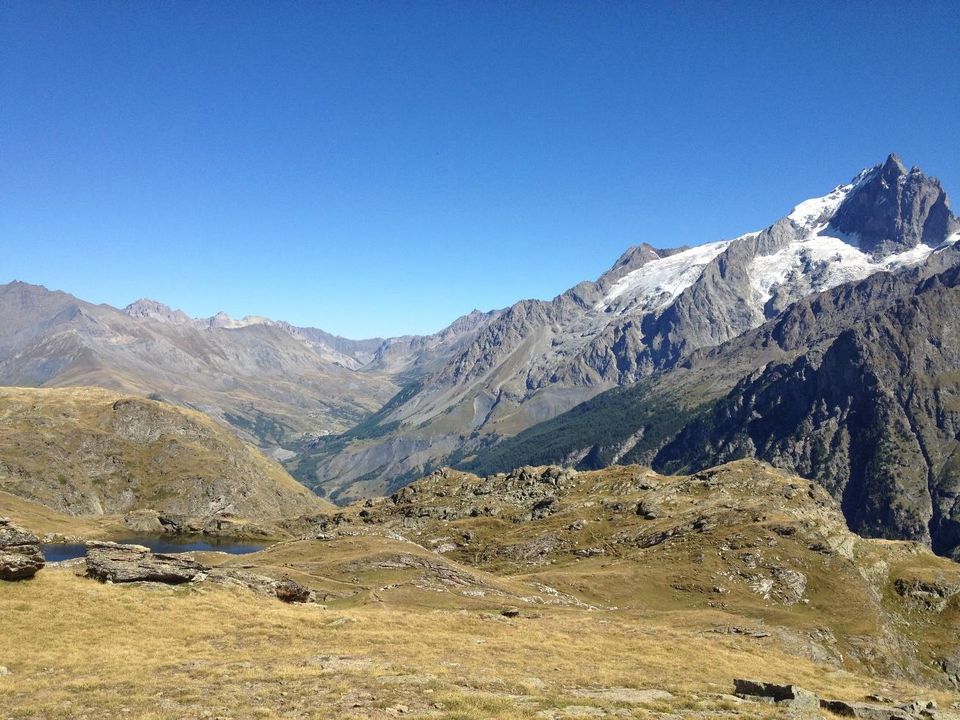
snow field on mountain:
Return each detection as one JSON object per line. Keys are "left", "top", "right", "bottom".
{"left": 749, "top": 231, "right": 936, "bottom": 308}
{"left": 599, "top": 239, "right": 732, "bottom": 312}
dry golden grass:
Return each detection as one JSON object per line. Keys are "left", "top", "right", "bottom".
{"left": 1, "top": 568, "right": 955, "bottom": 720}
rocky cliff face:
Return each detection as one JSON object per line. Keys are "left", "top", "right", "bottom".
{"left": 296, "top": 155, "right": 959, "bottom": 500}
{"left": 832, "top": 154, "right": 958, "bottom": 256}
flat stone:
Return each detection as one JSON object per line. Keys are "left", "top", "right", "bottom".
{"left": 537, "top": 706, "right": 606, "bottom": 719}
{"left": 306, "top": 655, "right": 376, "bottom": 671}
{"left": 574, "top": 687, "right": 673, "bottom": 704}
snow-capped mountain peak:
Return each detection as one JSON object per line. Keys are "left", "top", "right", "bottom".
{"left": 747, "top": 156, "right": 956, "bottom": 318}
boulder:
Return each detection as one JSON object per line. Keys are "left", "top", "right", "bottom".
{"left": 274, "top": 577, "right": 312, "bottom": 603}
{"left": 734, "top": 679, "right": 819, "bottom": 711}
{"left": 204, "top": 568, "right": 314, "bottom": 603}
{"left": 894, "top": 576, "right": 960, "bottom": 612}
{"left": 85, "top": 541, "right": 206, "bottom": 584}
{"left": 531, "top": 496, "right": 559, "bottom": 520}
{"left": 0, "top": 518, "right": 44, "bottom": 581}
{"left": 122, "top": 510, "right": 165, "bottom": 534}
{"left": 940, "top": 652, "right": 960, "bottom": 688}
{"left": 157, "top": 514, "right": 186, "bottom": 534}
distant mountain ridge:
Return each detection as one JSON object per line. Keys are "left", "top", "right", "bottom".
{"left": 0, "top": 280, "right": 495, "bottom": 455}
{"left": 123, "top": 297, "right": 391, "bottom": 369}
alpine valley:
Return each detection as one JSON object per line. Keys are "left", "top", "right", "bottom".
{"left": 4, "top": 154, "right": 960, "bottom": 557}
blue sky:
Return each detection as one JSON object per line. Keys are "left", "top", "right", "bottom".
{"left": 2, "top": 1, "right": 958, "bottom": 338}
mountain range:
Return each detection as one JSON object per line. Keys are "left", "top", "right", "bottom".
{"left": 294, "top": 154, "right": 960, "bottom": 500}
{"left": 0, "top": 279, "right": 495, "bottom": 459}
{"left": 4, "top": 153, "right": 960, "bottom": 556}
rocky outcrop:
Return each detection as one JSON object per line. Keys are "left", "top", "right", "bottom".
{"left": 84, "top": 541, "right": 206, "bottom": 584}
{"left": 0, "top": 518, "right": 44, "bottom": 580}
{"left": 819, "top": 698, "right": 940, "bottom": 720}
{"left": 893, "top": 576, "right": 960, "bottom": 612}
{"left": 735, "top": 679, "right": 945, "bottom": 720}
{"left": 202, "top": 567, "right": 315, "bottom": 603}
{"left": 81, "top": 541, "right": 317, "bottom": 601}
{"left": 387, "top": 466, "right": 580, "bottom": 529}
{"left": 122, "top": 508, "right": 276, "bottom": 539}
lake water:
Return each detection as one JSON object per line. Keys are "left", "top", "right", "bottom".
{"left": 42, "top": 536, "right": 270, "bottom": 562}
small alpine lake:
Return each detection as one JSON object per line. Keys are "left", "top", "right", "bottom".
{"left": 42, "top": 536, "right": 270, "bottom": 562}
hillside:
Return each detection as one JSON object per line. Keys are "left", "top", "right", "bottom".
{"left": 0, "top": 386, "right": 330, "bottom": 526}
{"left": 3, "top": 460, "right": 960, "bottom": 718}
{"left": 335, "top": 459, "right": 960, "bottom": 687}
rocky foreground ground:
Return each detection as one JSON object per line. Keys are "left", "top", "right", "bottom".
{"left": 2, "top": 460, "right": 960, "bottom": 719}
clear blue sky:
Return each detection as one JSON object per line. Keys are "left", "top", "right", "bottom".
{"left": 2, "top": 1, "right": 958, "bottom": 338}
